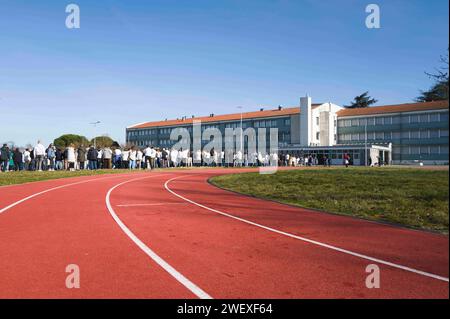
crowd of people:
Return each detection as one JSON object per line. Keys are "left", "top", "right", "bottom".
{"left": 1, "top": 141, "right": 277, "bottom": 172}
{"left": 1, "top": 141, "right": 349, "bottom": 173}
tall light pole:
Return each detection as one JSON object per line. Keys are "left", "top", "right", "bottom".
{"left": 90, "top": 121, "right": 101, "bottom": 148}
{"left": 237, "top": 106, "right": 243, "bottom": 162}
{"left": 364, "top": 119, "right": 368, "bottom": 166}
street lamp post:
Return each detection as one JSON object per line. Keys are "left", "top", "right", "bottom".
{"left": 364, "top": 120, "right": 368, "bottom": 166}
{"left": 90, "top": 121, "right": 101, "bottom": 148}
{"left": 237, "top": 106, "right": 243, "bottom": 164}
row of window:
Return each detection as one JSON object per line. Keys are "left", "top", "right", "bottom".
{"left": 128, "top": 118, "right": 292, "bottom": 138}
{"left": 128, "top": 129, "right": 158, "bottom": 137}
{"left": 280, "top": 133, "right": 291, "bottom": 142}
{"left": 339, "top": 129, "right": 449, "bottom": 142}
{"left": 254, "top": 120, "right": 278, "bottom": 128}
{"left": 393, "top": 145, "right": 449, "bottom": 155}
{"left": 338, "top": 112, "right": 448, "bottom": 127}
{"left": 130, "top": 139, "right": 173, "bottom": 147}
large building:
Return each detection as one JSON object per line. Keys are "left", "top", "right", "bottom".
{"left": 126, "top": 98, "right": 449, "bottom": 165}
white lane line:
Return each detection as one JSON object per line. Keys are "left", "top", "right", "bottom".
{"left": 105, "top": 175, "right": 213, "bottom": 300}
{"left": 117, "top": 203, "right": 186, "bottom": 207}
{"left": 0, "top": 173, "right": 143, "bottom": 215}
{"left": 164, "top": 175, "right": 449, "bottom": 283}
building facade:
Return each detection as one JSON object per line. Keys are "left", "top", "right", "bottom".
{"left": 126, "top": 98, "right": 449, "bottom": 165}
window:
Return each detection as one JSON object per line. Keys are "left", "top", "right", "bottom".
{"left": 367, "top": 118, "right": 375, "bottom": 126}
{"left": 285, "top": 119, "right": 291, "bottom": 126}
{"left": 384, "top": 132, "right": 392, "bottom": 139}
{"left": 440, "top": 129, "right": 449, "bottom": 137}
{"left": 384, "top": 117, "right": 392, "bottom": 125}
{"left": 419, "top": 114, "right": 429, "bottom": 123}
{"left": 344, "top": 119, "right": 351, "bottom": 127}
{"left": 419, "top": 130, "right": 429, "bottom": 139}
{"left": 440, "top": 113, "right": 449, "bottom": 122}
{"left": 392, "top": 116, "right": 401, "bottom": 124}
{"left": 410, "top": 115, "right": 419, "bottom": 123}
{"left": 337, "top": 120, "right": 344, "bottom": 127}
{"left": 420, "top": 146, "right": 429, "bottom": 155}
{"left": 430, "top": 146, "right": 440, "bottom": 154}
{"left": 401, "top": 116, "right": 410, "bottom": 124}
{"left": 393, "top": 132, "right": 401, "bottom": 139}
{"left": 429, "top": 113, "right": 440, "bottom": 122}
{"left": 316, "top": 132, "right": 320, "bottom": 140}
{"left": 376, "top": 117, "right": 384, "bottom": 125}
{"left": 401, "top": 131, "right": 410, "bottom": 139}
{"left": 316, "top": 117, "right": 320, "bottom": 126}
{"left": 359, "top": 118, "right": 367, "bottom": 126}
{"left": 440, "top": 146, "right": 449, "bottom": 154}
{"left": 393, "top": 146, "right": 401, "bottom": 154}
{"left": 351, "top": 119, "right": 359, "bottom": 126}
{"left": 410, "top": 146, "right": 420, "bottom": 154}
{"left": 359, "top": 132, "right": 366, "bottom": 140}
{"left": 401, "top": 146, "right": 410, "bottom": 155}
{"left": 428, "top": 130, "right": 439, "bottom": 138}
{"left": 352, "top": 133, "right": 359, "bottom": 141}
{"left": 376, "top": 132, "right": 384, "bottom": 140}
{"left": 410, "top": 131, "right": 420, "bottom": 139}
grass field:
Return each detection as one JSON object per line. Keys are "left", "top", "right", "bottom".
{"left": 210, "top": 167, "right": 449, "bottom": 233}
{"left": 0, "top": 169, "right": 138, "bottom": 186}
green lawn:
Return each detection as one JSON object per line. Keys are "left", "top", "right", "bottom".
{"left": 210, "top": 167, "right": 449, "bottom": 233}
{"left": 0, "top": 169, "right": 138, "bottom": 186}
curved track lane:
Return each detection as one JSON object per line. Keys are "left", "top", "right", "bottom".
{"left": 0, "top": 168, "right": 448, "bottom": 298}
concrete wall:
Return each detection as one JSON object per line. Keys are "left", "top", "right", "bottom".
{"left": 290, "top": 114, "right": 300, "bottom": 144}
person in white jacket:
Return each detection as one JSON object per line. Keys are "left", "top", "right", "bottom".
{"left": 194, "top": 149, "right": 202, "bottom": 167}
{"left": 23, "top": 149, "right": 31, "bottom": 171}
{"left": 34, "top": 140, "right": 46, "bottom": 171}
{"left": 121, "top": 149, "right": 130, "bottom": 169}
{"left": 66, "top": 144, "right": 76, "bottom": 171}
{"left": 128, "top": 148, "right": 137, "bottom": 169}
{"left": 170, "top": 149, "right": 178, "bottom": 167}
{"left": 136, "top": 149, "right": 143, "bottom": 169}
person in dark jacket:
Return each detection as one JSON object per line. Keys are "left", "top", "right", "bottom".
{"left": 77, "top": 146, "right": 86, "bottom": 170}
{"left": 55, "top": 148, "right": 63, "bottom": 170}
{"left": 1, "top": 144, "right": 10, "bottom": 172}
{"left": 87, "top": 146, "right": 98, "bottom": 170}
{"left": 13, "top": 148, "right": 23, "bottom": 171}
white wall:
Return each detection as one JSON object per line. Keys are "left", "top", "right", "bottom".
{"left": 299, "top": 96, "right": 312, "bottom": 146}
{"left": 311, "top": 102, "right": 342, "bottom": 146}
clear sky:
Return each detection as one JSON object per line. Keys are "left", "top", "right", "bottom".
{"left": 0, "top": 0, "right": 448, "bottom": 146}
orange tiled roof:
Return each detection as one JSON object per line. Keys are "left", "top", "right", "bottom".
{"left": 129, "top": 105, "right": 321, "bottom": 129}
{"left": 129, "top": 100, "right": 449, "bottom": 129}
{"left": 337, "top": 100, "right": 449, "bottom": 117}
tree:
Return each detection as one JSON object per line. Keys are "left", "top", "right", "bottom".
{"left": 111, "top": 140, "right": 120, "bottom": 148}
{"left": 344, "top": 91, "right": 378, "bottom": 108}
{"left": 91, "top": 135, "right": 114, "bottom": 148}
{"left": 54, "top": 134, "right": 89, "bottom": 148}
{"left": 416, "top": 50, "right": 449, "bottom": 102}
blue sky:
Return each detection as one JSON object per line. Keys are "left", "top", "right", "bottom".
{"left": 0, "top": 0, "right": 448, "bottom": 146}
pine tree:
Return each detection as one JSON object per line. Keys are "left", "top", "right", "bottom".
{"left": 416, "top": 50, "right": 449, "bottom": 102}
{"left": 344, "top": 91, "right": 378, "bottom": 108}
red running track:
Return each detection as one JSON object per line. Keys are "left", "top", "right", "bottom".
{"left": 0, "top": 168, "right": 448, "bottom": 298}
